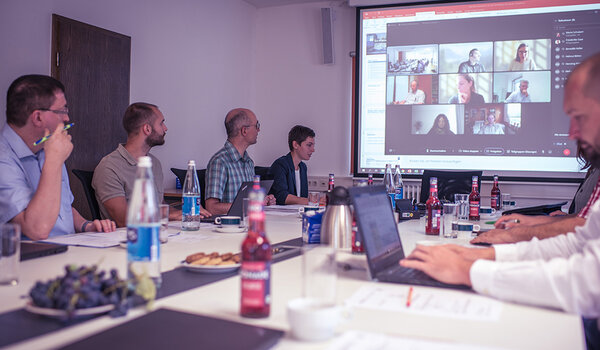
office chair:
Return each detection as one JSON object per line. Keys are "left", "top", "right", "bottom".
{"left": 71, "top": 169, "right": 101, "bottom": 220}
{"left": 254, "top": 166, "right": 274, "bottom": 180}
{"left": 419, "top": 170, "right": 482, "bottom": 203}
{"left": 170, "top": 168, "right": 207, "bottom": 208}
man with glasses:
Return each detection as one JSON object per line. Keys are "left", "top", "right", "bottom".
{"left": 205, "top": 108, "right": 275, "bottom": 215}
{"left": 0, "top": 75, "right": 115, "bottom": 240}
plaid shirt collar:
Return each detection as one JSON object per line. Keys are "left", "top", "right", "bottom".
{"left": 224, "top": 140, "right": 252, "bottom": 164}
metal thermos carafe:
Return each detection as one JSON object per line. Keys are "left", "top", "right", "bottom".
{"left": 320, "top": 186, "right": 352, "bottom": 249}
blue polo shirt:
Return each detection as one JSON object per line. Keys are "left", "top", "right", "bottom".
{"left": 0, "top": 125, "right": 75, "bottom": 237}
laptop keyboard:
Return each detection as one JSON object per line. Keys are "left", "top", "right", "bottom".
{"left": 378, "top": 265, "right": 470, "bottom": 290}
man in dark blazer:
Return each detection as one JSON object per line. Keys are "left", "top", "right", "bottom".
{"left": 268, "top": 125, "right": 316, "bottom": 205}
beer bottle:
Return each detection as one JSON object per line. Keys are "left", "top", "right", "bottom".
{"left": 491, "top": 175, "right": 501, "bottom": 210}
{"left": 469, "top": 176, "right": 480, "bottom": 221}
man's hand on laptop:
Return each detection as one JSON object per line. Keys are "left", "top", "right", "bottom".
{"left": 400, "top": 245, "right": 473, "bottom": 286}
{"left": 470, "top": 227, "right": 530, "bottom": 245}
{"left": 200, "top": 206, "right": 211, "bottom": 218}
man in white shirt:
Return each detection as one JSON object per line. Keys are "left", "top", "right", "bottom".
{"left": 401, "top": 53, "right": 600, "bottom": 345}
{"left": 505, "top": 79, "right": 532, "bottom": 103}
{"left": 394, "top": 80, "right": 425, "bottom": 105}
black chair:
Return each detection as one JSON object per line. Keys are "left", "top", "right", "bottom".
{"left": 71, "top": 169, "right": 101, "bottom": 220}
{"left": 255, "top": 166, "right": 274, "bottom": 181}
{"left": 170, "top": 168, "right": 207, "bottom": 208}
{"left": 419, "top": 170, "right": 482, "bottom": 203}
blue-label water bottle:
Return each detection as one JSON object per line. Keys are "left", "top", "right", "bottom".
{"left": 182, "top": 160, "right": 201, "bottom": 231}
{"left": 393, "top": 164, "right": 404, "bottom": 200}
{"left": 127, "top": 156, "right": 161, "bottom": 288}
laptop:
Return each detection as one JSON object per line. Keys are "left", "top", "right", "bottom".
{"left": 201, "top": 180, "right": 274, "bottom": 223}
{"left": 349, "top": 185, "right": 470, "bottom": 290}
{"left": 20, "top": 242, "right": 68, "bottom": 261}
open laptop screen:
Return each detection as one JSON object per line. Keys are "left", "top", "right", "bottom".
{"left": 349, "top": 185, "right": 405, "bottom": 268}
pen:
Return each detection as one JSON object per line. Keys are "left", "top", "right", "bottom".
{"left": 33, "top": 123, "right": 74, "bottom": 146}
{"left": 406, "top": 286, "right": 413, "bottom": 307}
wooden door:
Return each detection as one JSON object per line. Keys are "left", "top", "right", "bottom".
{"left": 51, "top": 14, "right": 130, "bottom": 219}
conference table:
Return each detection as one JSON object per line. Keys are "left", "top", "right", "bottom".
{"left": 0, "top": 209, "right": 585, "bottom": 349}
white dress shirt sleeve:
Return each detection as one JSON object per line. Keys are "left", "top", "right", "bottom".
{"left": 470, "top": 201, "right": 600, "bottom": 316}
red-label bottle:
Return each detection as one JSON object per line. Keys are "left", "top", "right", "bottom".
{"left": 326, "top": 173, "right": 335, "bottom": 206}
{"left": 469, "top": 176, "right": 480, "bottom": 221}
{"left": 367, "top": 174, "right": 373, "bottom": 186}
{"left": 351, "top": 213, "right": 364, "bottom": 254}
{"left": 425, "top": 177, "right": 442, "bottom": 235}
{"left": 491, "top": 175, "right": 501, "bottom": 210}
{"left": 241, "top": 175, "right": 271, "bottom": 318}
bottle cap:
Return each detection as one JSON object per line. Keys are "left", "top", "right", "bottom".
{"left": 138, "top": 156, "right": 152, "bottom": 167}
{"left": 329, "top": 186, "right": 350, "bottom": 205}
{"left": 188, "top": 160, "right": 196, "bottom": 166}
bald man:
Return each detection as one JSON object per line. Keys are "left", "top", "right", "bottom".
{"left": 205, "top": 108, "right": 274, "bottom": 215}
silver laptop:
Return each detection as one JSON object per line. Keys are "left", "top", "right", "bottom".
{"left": 349, "top": 185, "right": 470, "bottom": 290}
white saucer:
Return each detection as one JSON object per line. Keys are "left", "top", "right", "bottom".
{"left": 214, "top": 226, "right": 246, "bottom": 233}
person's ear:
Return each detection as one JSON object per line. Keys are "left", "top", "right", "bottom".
{"left": 292, "top": 140, "right": 300, "bottom": 150}
{"left": 142, "top": 123, "right": 152, "bottom": 136}
{"left": 30, "top": 111, "right": 43, "bottom": 127}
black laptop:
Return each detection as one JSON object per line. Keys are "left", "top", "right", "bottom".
{"left": 20, "top": 242, "right": 68, "bottom": 261}
{"left": 349, "top": 185, "right": 470, "bottom": 290}
{"left": 201, "top": 180, "right": 273, "bottom": 223}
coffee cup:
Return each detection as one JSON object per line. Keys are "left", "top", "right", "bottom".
{"left": 454, "top": 222, "right": 480, "bottom": 239}
{"left": 480, "top": 206, "right": 496, "bottom": 215}
{"left": 287, "top": 298, "right": 346, "bottom": 341}
{"left": 214, "top": 216, "right": 241, "bottom": 226}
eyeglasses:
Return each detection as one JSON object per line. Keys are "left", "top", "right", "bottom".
{"left": 38, "top": 108, "right": 69, "bottom": 115}
{"left": 243, "top": 121, "right": 260, "bottom": 130}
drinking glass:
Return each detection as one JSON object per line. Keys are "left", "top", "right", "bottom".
{"left": 242, "top": 198, "right": 250, "bottom": 228}
{"left": 302, "top": 246, "right": 337, "bottom": 305}
{"left": 502, "top": 193, "right": 512, "bottom": 209}
{"left": 454, "top": 194, "right": 469, "bottom": 221}
{"left": 308, "top": 191, "right": 321, "bottom": 207}
{"left": 442, "top": 203, "right": 459, "bottom": 238}
{"left": 0, "top": 223, "right": 20, "bottom": 285}
{"left": 159, "top": 204, "right": 169, "bottom": 243}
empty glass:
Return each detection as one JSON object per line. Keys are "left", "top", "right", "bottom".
{"left": 443, "top": 203, "right": 459, "bottom": 238}
{"left": 454, "top": 193, "right": 469, "bottom": 221}
{"left": 302, "top": 245, "right": 337, "bottom": 305}
{"left": 242, "top": 198, "right": 250, "bottom": 228}
{"left": 0, "top": 223, "right": 20, "bottom": 285}
{"left": 159, "top": 204, "right": 169, "bottom": 243}
{"left": 308, "top": 191, "right": 321, "bottom": 207}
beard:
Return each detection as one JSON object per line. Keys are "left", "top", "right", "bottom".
{"left": 146, "top": 129, "right": 165, "bottom": 147}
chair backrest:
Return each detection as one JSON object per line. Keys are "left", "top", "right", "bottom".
{"left": 419, "top": 170, "right": 483, "bottom": 203}
{"left": 170, "top": 168, "right": 207, "bottom": 208}
{"left": 255, "top": 166, "right": 274, "bottom": 181}
{"left": 71, "top": 169, "right": 101, "bottom": 220}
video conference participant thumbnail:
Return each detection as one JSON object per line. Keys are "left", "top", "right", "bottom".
{"left": 410, "top": 104, "right": 464, "bottom": 135}
{"left": 468, "top": 103, "right": 522, "bottom": 135}
{"left": 493, "top": 71, "right": 551, "bottom": 103}
{"left": 494, "top": 39, "right": 551, "bottom": 72}
{"left": 439, "top": 73, "right": 491, "bottom": 107}
{"left": 438, "top": 42, "right": 493, "bottom": 74}
{"left": 387, "top": 44, "right": 438, "bottom": 75}
{"left": 387, "top": 75, "right": 435, "bottom": 105}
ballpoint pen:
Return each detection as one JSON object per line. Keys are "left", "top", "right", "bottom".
{"left": 406, "top": 286, "right": 414, "bottom": 307}
{"left": 33, "top": 123, "right": 74, "bottom": 146}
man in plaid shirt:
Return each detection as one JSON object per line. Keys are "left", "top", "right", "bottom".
{"left": 205, "top": 108, "right": 274, "bottom": 215}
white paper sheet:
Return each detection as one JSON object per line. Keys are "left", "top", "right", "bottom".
{"left": 327, "top": 331, "right": 506, "bottom": 350}
{"left": 345, "top": 285, "right": 503, "bottom": 321}
{"left": 41, "top": 228, "right": 127, "bottom": 248}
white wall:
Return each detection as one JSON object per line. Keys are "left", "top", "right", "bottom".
{"left": 252, "top": 1, "right": 356, "bottom": 177}
{"left": 0, "top": 0, "right": 257, "bottom": 190}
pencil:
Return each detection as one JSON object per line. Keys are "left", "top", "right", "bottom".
{"left": 33, "top": 123, "right": 74, "bottom": 146}
{"left": 406, "top": 286, "right": 413, "bottom": 307}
